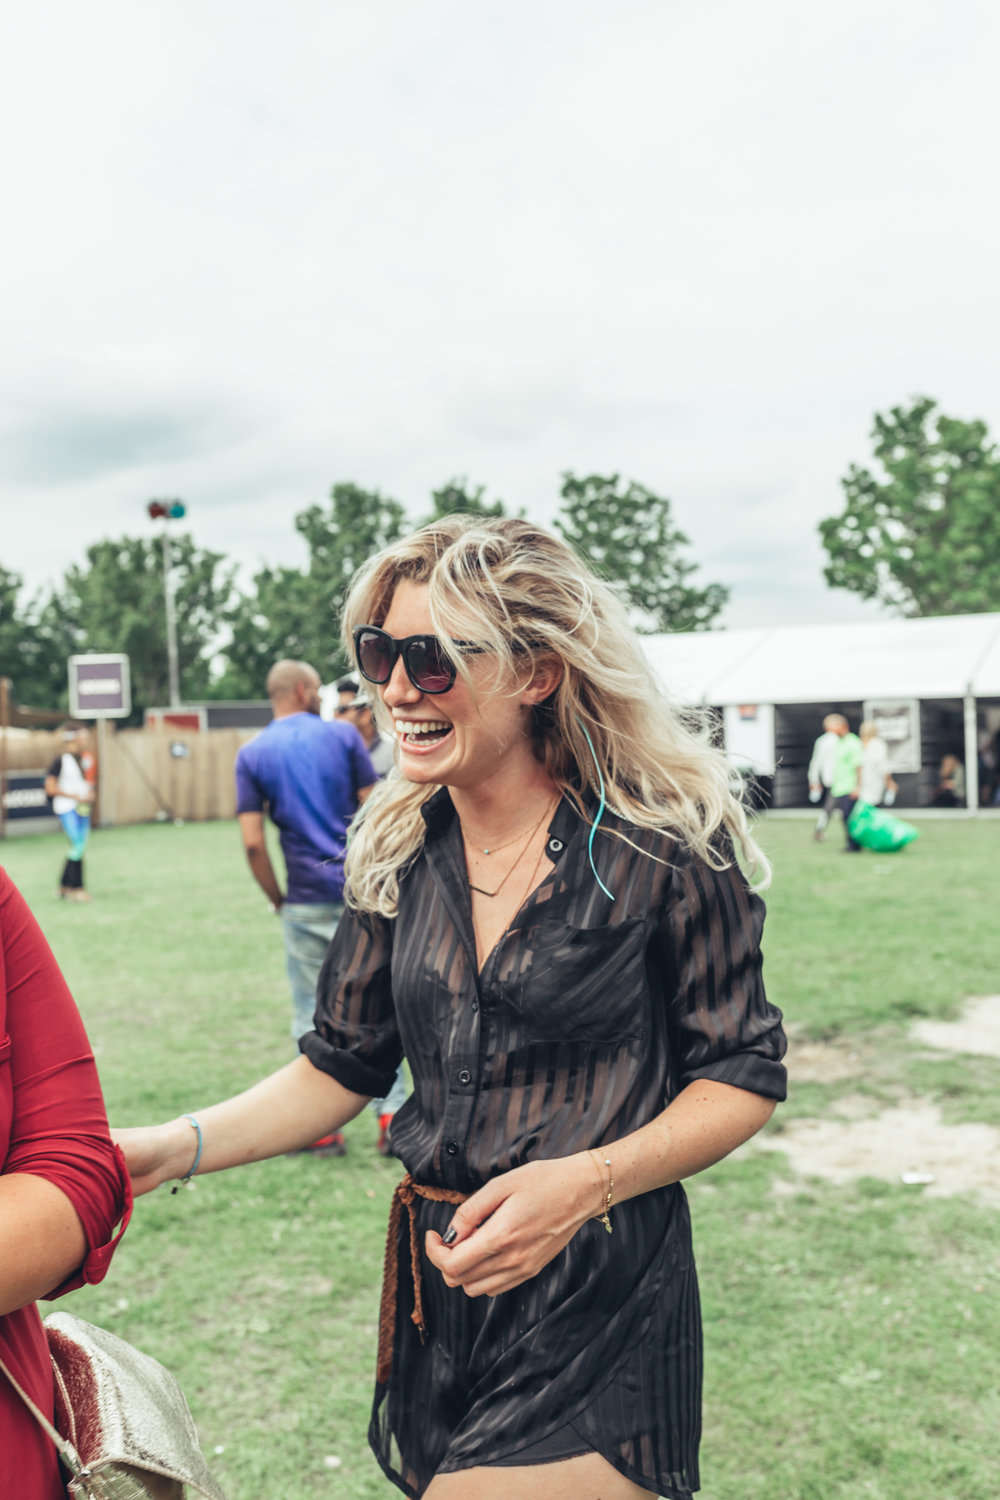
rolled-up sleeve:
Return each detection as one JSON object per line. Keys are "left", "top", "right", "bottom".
{"left": 1, "top": 872, "right": 131, "bottom": 1299}
{"left": 657, "top": 852, "right": 787, "bottom": 1100}
{"left": 298, "top": 904, "right": 402, "bottom": 1100}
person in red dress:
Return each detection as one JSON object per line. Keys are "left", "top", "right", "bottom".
{"left": 0, "top": 869, "right": 131, "bottom": 1499}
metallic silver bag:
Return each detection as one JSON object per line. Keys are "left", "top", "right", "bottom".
{"left": 2, "top": 1311, "right": 226, "bottom": 1499}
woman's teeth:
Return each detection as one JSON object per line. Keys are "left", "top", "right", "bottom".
{"left": 395, "top": 719, "right": 451, "bottom": 744}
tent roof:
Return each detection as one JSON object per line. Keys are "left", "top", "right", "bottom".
{"left": 641, "top": 612, "right": 1000, "bottom": 706}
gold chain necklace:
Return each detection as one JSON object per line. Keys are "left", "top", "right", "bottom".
{"left": 464, "top": 797, "right": 556, "bottom": 898}
{"left": 461, "top": 810, "right": 553, "bottom": 856}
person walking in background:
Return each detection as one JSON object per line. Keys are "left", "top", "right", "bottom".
{"left": 335, "top": 674, "right": 360, "bottom": 712}
{"left": 44, "top": 722, "right": 95, "bottom": 902}
{"left": 858, "top": 721, "right": 898, "bottom": 808}
{"left": 341, "top": 691, "right": 396, "bottom": 777}
{"left": 807, "top": 714, "right": 840, "bottom": 841}
{"left": 235, "top": 659, "right": 377, "bottom": 1156}
{"left": 337, "top": 690, "right": 408, "bottom": 1151}
{"left": 827, "top": 714, "right": 865, "bottom": 851}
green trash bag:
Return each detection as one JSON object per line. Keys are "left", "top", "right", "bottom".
{"left": 848, "top": 800, "right": 919, "bottom": 852}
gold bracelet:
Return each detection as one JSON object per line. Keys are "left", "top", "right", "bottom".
{"left": 588, "top": 1148, "right": 614, "bottom": 1235}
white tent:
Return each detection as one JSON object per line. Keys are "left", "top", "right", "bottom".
{"left": 642, "top": 612, "right": 1000, "bottom": 806}
{"left": 642, "top": 612, "right": 1000, "bottom": 706}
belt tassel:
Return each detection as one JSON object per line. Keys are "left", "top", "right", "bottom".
{"left": 377, "top": 1173, "right": 468, "bottom": 1384}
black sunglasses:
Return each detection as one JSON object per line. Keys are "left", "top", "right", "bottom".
{"left": 352, "top": 626, "right": 482, "bottom": 695}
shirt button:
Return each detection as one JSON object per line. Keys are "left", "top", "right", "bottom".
{"left": 445, "top": 1139, "right": 459, "bottom": 1156}
{"left": 548, "top": 837, "right": 564, "bottom": 853}
{"left": 471, "top": 999, "right": 479, "bottom": 1012}
{"left": 458, "top": 1068, "right": 472, "bottom": 1086}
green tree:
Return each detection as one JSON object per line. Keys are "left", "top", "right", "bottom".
{"left": 216, "top": 565, "right": 329, "bottom": 698}
{"left": 819, "top": 397, "right": 1000, "bottom": 616}
{"left": 220, "top": 482, "right": 407, "bottom": 692}
{"left": 51, "top": 534, "right": 235, "bottom": 720}
{"left": 554, "top": 472, "right": 728, "bottom": 633}
{"left": 0, "top": 564, "right": 69, "bottom": 711}
{"left": 0, "top": 564, "right": 27, "bottom": 687}
{"left": 422, "top": 478, "right": 516, "bottom": 524}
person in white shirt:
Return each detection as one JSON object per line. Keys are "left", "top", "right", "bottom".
{"left": 44, "top": 724, "right": 95, "bottom": 903}
{"left": 858, "top": 722, "right": 898, "bottom": 807}
{"left": 807, "top": 716, "right": 841, "bottom": 840}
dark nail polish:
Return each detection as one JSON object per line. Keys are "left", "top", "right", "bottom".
{"left": 442, "top": 1225, "right": 457, "bottom": 1246}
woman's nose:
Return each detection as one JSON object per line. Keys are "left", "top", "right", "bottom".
{"left": 381, "top": 653, "right": 421, "bottom": 708}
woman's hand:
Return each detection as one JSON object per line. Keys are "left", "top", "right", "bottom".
{"left": 424, "top": 1155, "right": 600, "bottom": 1299}
{"left": 424, "top": 1082, "right": 778, "bottom": 1300}
{"left": 112, "top": 1119, "right": 198, "bottom": 1197}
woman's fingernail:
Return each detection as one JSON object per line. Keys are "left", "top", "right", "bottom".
{"left": 442, "top": 1225, "right": 457, "bottom": 1246}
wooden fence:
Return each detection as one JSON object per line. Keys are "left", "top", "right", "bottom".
{"left": 100, "top": 728, "right": 254, "bottom": 825}
{"left": 0, "top": 729, "right": 63, "bottom": 773}
{"left": 0, "top": 726, "right": 257, "bottom": 831}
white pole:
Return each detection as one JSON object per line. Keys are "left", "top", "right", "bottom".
{"left": 95, "top": 717, "right": 109, "bottom": 828}
{"left": 162, "top": 527, "right": 180, "bottom": 708}
{"left": 963, "top": 692, "right": 979, "bottom": 811}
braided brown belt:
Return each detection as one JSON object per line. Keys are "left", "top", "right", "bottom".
{"left": 377, "top": 1173, "right": 469, "bottom": 1384}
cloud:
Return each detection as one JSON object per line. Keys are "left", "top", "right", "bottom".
{"left": 0, "top": 400, "right": 257, "bottom": 486}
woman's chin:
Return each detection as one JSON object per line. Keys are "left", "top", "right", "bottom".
{"left": 398, "top": 748, "right": 449, "bottom": 784}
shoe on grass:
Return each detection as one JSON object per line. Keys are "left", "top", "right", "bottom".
{"left": 377, "top": 1113, "right": 394, "bottom": 1156}
{"left": 296, "top": 1132, "right": 346, "bottom": 1158}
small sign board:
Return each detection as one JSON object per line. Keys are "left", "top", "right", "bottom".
{"left": 862, "top": 698, "right": 922, "bottom": 773}
{"left": 1, "top": 771, "right": 54, "bottom": 821}
{"left": 145, "top": 707, "right": 207, "bottom": 732}
{"left": 68, "top": 654, "right": 131, "bottom": 719}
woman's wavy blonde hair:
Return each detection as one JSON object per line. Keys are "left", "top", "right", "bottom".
{"left": 341, "top": 515, "right": 769, "bottom": 916}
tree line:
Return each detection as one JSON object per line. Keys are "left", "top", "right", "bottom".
{"left": 1, "top": 472, "right": 728, "bottom": 721}
{"left": 3, "top": 398, "right": 998, "bottom": 723}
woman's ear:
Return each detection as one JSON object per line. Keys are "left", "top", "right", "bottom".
{"left": 521, "top": 658, "right": 563, "bottom": 707}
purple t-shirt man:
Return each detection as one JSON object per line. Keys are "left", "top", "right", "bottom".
{"left": 235, "top": 713, "right": 376, "bottom": 904}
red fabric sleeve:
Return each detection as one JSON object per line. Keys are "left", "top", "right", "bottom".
{"left": 0, "top": 868, "right": 131, "bottom": 1297}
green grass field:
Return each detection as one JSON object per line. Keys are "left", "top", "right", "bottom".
{"left": 2, "top": 816, "right": 998, "bottom": 1499}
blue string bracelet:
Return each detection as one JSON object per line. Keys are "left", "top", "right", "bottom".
{"left": 171, "top": 1113, "right": 203, "bottom": 1194}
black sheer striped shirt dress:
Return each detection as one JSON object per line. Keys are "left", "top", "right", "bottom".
{"left": 300, "top": 789, "right": 787, "bottom": 1498}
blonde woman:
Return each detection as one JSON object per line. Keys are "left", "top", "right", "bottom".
{"left": 117, "top": 518, "right": 786, "bottom": 1500}
{"left": 858, "top": 721, "right": 898, "bottom": 807}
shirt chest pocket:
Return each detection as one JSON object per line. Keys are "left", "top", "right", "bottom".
{"left": 498, "top": 917, "right": 649, "bottom": 1045}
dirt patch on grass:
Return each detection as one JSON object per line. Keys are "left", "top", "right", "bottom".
{"left": 762, "top": 997, "right": 1000, "bottom": 1206}
{"left": 757, "top": 1102, "right": 1000, "bottom": 1207}
{"left": 785, "top": 1034, "right": 874, "bottom": 1084}
{"left": 910, "top": 994, "right": 1000, "bottom": 1059}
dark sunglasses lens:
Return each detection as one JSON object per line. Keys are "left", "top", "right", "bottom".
{"left": 357, "top": 631, "right": 393, "bottom": 683}
{"left": 407, "top": 637, "right": 455, "bottom": 693}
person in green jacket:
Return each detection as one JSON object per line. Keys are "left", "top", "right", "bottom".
{"left": 828, "top": 715, "right": 865, "bottom": 851}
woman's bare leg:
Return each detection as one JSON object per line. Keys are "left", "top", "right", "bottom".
{"left": 424, "top": 1449, "right": 657, "bottom": 1500}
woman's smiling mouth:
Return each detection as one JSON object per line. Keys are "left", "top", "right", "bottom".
{"left": 394, "top": 717, "right": 453, "bottom": 748}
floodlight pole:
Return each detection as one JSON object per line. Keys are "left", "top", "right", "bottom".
{"left": 162, "top": 527, "right": 180, "bottom": 708}
{"left": 147, "top": 499, "right": 186, "bottom": 708}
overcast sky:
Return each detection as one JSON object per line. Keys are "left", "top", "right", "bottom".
{"left": 2, "top": 0, "right": 998, "bottom": 633}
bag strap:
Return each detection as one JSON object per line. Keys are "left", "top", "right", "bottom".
{"left": 0, "top": 1347, "right": 89, "bottom": 1479}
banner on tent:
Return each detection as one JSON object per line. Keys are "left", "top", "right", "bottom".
{"left": 863, "top": 698, "right": 921, "bottom": 773}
